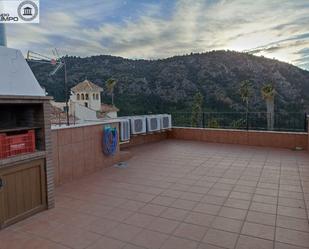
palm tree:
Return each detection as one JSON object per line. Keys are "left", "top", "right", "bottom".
{"left": 191, "top": 92, "right": 204, "bottom": 127}
{"left": 106, "top": 78, "right": 117, "bottom": 106}
{"left": 261, "top": 84, "right": 276, "bottom": 130}
{"left": 239, "top": 80, "right": 252, "bottom": 130}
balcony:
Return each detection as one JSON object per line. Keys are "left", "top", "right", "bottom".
{"left": 1, "top": 123, "right": 309, "bottom": 249}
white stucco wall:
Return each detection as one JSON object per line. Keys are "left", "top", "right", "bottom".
{"left": 70, "top": 91, "right": 101, "bottom": 111}
{"left": 73, "top": 102, "right": 97, "bottom": 121}
{"left": 105, "top": 111, "right": 118, "bottom": 119}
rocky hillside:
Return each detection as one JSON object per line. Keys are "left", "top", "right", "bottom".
{"left": 29, "top": 50, "right": 309, "bottom": 115}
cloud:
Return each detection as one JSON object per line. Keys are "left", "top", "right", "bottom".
{"left": 6, "top": 0, "right": 309, "bottom": 69}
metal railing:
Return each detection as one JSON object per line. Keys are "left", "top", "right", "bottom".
{"left": 172, "top": 112, "right": 308, "bottom": 132}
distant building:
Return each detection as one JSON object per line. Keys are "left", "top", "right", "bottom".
{"left": 71, "top": 80, "right": 103, "bottom": 111}
{"left": 50, "top": 80, "right": 119, "bottom": 124}
{"left": 98, "top": 104, "right": 119, "bottom": 119}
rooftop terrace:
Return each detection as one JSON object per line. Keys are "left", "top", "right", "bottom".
{"left": 1, "top": 140, "right": 309, "bottom": 249}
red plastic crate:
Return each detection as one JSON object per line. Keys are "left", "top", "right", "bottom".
{"left": 0, "top": 130, "right": 35, "bottom": 159}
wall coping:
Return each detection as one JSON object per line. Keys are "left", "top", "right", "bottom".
{"left": 51, "top": 119, "right": 121, "bottom": 130}
{"left": 172, "top": 126, "right": 307, "bottom": 135}
{"left": 0, "top": 95, "right": 53, "bottom": 100}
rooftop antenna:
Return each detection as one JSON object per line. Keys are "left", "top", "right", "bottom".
{"left": 27, "top": 49, "right": 70, "bottom": 126}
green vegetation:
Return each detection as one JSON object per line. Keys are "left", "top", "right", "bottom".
{"left": 191, "top": 92, "right": 204, "bottom": 127}
{"left": 231, "top": 119, "right": 246, "bottom": 129}
{"left": 106, "top": 78, "right": 117, "bottom": 106}
{"left": 261, "top": 84, "right": 276, "bottom": 130}
{"left": 28, "top": 51, "right": 309, "bottom": 116}
{"left": 239, "top": 80, "right": 252, "bottom": 129}
{"left": 207, "top": 118, "right": 220, "bottom": 128}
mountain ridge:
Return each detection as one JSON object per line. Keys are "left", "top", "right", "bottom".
{"left": 29, "top": 50, "right": 309, "bottom": 115}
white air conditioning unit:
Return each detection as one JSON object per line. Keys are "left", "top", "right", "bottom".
{"left": 130, "top": 116, "right": 146, "bottom": 135}
{"left": 146, "top": 115, "right": 161, "bottom": 133}
{"left": 160, "top": 114, "right": 172, "bottom": 130}
{"left": 119, "top": 119, "right": 130, "bottom": 141}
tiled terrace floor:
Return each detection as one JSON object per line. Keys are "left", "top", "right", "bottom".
{"left": 1, "top": 140, "right": 309, "bottom": 249}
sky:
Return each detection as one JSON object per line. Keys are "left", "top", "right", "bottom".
{"left": 6, "top": 0, "right": 309, "bottom": 70}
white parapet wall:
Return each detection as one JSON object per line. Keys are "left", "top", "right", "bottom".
{"left": 73, "top": 102, "right": 97, "bottom": 121}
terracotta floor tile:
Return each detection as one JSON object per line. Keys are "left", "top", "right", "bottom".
{"left": 224, "top": 198, "right": 251, "bottom": 210}
{"left": 174, "top": 223, "right": 208, "bottom": 241}
{"left": 276, "top": 215, "right": 309, "bottom": 232}
{"left": 280, "top": 184, "right": 302, "bottom": 193}
{"left": 147, "top": 217, "right": 179, "bottom": 234}
{"left": 236, "top": 235, "right": 273, "bottom": 249}
{"left": 253, "top": 194, "right": 277, "bottom": 205}
{"left": 151, "top": 196, "right": 176, "bottom": 206}
{"left": 213, "top": 183, "right": 234, "bottom": 191}
{"left": 48, "top": 225, "right": 101, "bottom": 249}
{"left": 104, "top": 208, "right": 135, "bottom": 222}
{"left": 278, "top": 197, "right": 305, "bottom": 209}
{"left": 193, "top": 203, "right": 221, "bottom": 215}
{"left": 161, "top": 236, "right": 198, "bottom": 249}
{"left": 277, "top": 206, "right": 307, "bottom": 219}
{"left": 219, "top": 207, "right": 247, "bottom": 220}
{"left": 246, "top": 211, "right": 276, "bottom": 226}
{"left": 16, "top": 219, "right": 63, "bottom": 238}
{"left": 160, "top": 208, "right": 189, "bottom": 221}
{"left": 107, "top": 223, "right": 142, "bottom": 242}
{"left": 138, "top": 204, "right": 167, "bottom": 216}
{"left": 121, "top": 200, "right": 146, "bottom": 211}
{"left": 237, "top": 180, "right": 257, "bottom": 187}
{"left": 187, "top": 186, "right": 210, "bottom": 194}
{"left": 250, "top": 202, "right": 277, "bottom": 215}
{"left": 255, "top": 188, "right": 278, "bottom": 197}
{"left": 99, "top": 196, "right": 127, "bottom": 207}
{"left": 198, "top": 242, "right": 226, "bottom": 249}
{"left": 276, "top": 227, "right": 309, "bottom": 248}
{"left": 85, "top": 217, "right": 120, "bottom": 235}
{"left": 2, "top": 141, "right": 309, "bottom": 249}
{"left": 203, "top": 229, "right": 238, "bottom": 249}
{"left": 201, "top": 195, "right": 226, "bottom": 205}
{"left": 180, "top": 192, "right": 204, "bottom": 202}
{"left": 124, "top": 213, "right": 156, "bottom": 228}
{"left": 161, "top": 189, "right": 183, "bottom": 198}
{"left": 279, "top": 190, "right": 304, "bottom": 200}
{"left": 0, "top": 231, "right": 70, "bottom": 249}
{"left": 274, "top": 242, "right": 308, "bottom": 249}
{"left": 184, "top": 212, "right": 215, "bottom": 227}
{"left": 208, "top": 189, "right": 231, "bottom": 197}
{"left": 132, "top": 192, "right": 157, "bottom": 203}
{"left": 233, "top": 185, "right": 256, "bottom": 193}
{"left": 229, "top": 191, "right": 252, "bottom": 200}
{"left": 122, "top": 244, "right": 145, "bottom": 249}
{"left": 211, "top": 216, "right": 243, "bottom": 233}
{"left": 241, "top": 222, "right": 275, "bottom": 240}
{"left": 131, "top": 229, "right": 169, "bottom": 249}
{"left": 87, "top": 236, "right": 125, "bottom": 249}
{"left": 171, "top": 199, "right": 198, "bottom": 210}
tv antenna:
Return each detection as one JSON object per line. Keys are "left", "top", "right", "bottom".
{"left": 27, "top": 49, "right": 70, "bottom": 126}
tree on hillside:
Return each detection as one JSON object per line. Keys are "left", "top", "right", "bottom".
{"left": 191, "top": 92, "right": 204, "bottom": 127}
{"left": 261, "top": 84, "right": 276, "bottom": 130}
{"left": 239, "top": 80, "right": 252, "bottom": 129}
{"left": 106, "top": 78, "right": 117, "bottom": 106}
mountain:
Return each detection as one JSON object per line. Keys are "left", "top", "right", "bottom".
{"left": 29, "top": 50, "right": 309, "bottom": 115}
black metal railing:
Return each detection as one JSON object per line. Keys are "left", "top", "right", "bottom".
{"left": 172, "top": 112, "right": 308, "bottom": 132}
